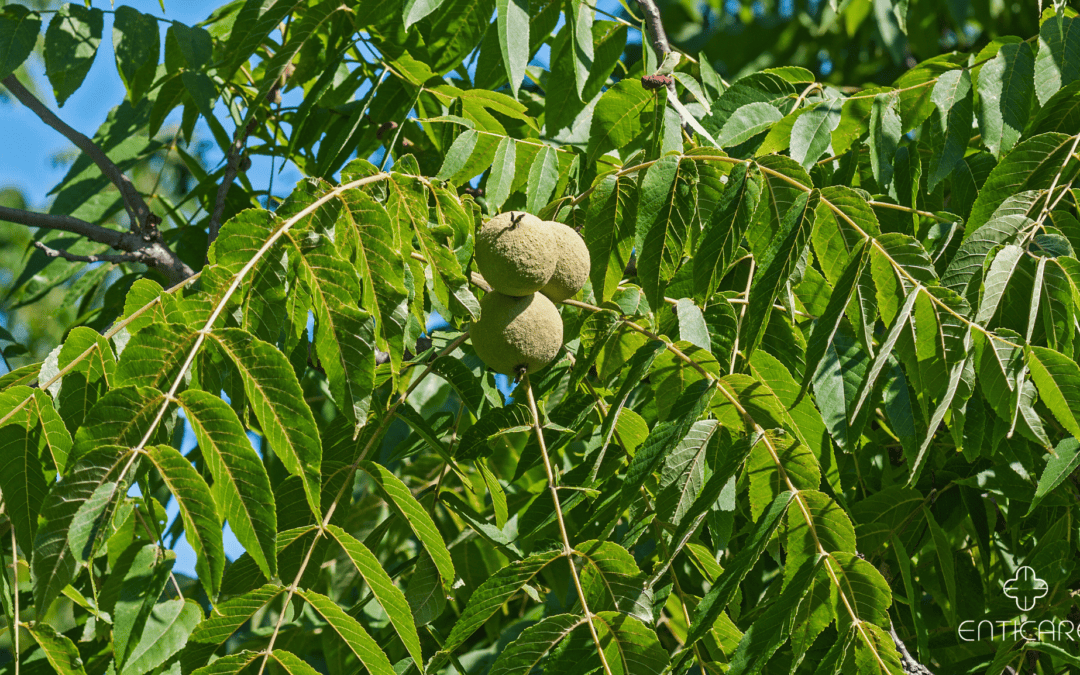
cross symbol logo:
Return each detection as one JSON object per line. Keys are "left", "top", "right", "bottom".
{"left": 1003, "top": 566, "right": 1048, "bottom": 611}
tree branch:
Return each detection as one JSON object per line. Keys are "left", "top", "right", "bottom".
{"left": 1, "top": 75, "right": 195, "bottom": 284}
{"left": 0, "top": 205, "right": 193, "bottom": 283}
{"left": 889, "top": 623, "right": 935, "bottom": 675}
{"left": 33, "top": 241, "right": 148, "bottom": 265}
{"left": 637, "top": 0, "right": 671, "bottom": 57}
{"left": 2, "top": 74, "right": 152, "bottom": 234}
{"left": 207, "top": 119, "right": 256, "bottom": 247}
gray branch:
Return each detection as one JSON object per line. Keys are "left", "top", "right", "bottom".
{"left": 1, "top": 75, "right": 194, "bottom": 284}
{"left": 33, "top": 241, "right": 148, "bottom": 265}
{"left": 889, "top": 623, "right": 935, "bottom": 675}
{"left": 2, "top": 74, "right": 152, "bottom": 234}
{"left": 0, "top": 206, "right": 193, "bottom": 283}
{"left": 637, "top": 0, "right": 671, "bottom": 59}
{"left": 635, "top": 0, "right": 681, "bottom": 110}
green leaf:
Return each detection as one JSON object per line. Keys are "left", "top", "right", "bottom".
{"left": 966, "top": 133, "right": 1074, "bottom": 234}
{"left": 568, "top": 0, "right": 594, "bottom": 99}
{"left": 406, "top": 548, "right": 446, "bottom": 626}
{"left": 145, "top": 445, "right": 224, "bottom": 600}
{"left": 269, "top": 651, "right": 321, "bottom": 675}
{"left": 576, "top": 540, "right": 653, "bottom": 623}
{"left": 1026, "top": 345, "right": 1080, "bottom": 439}
{"left": 404, "top": 0, "right": 448, "bottom": 28}
{"left": 121, "top": 599, "right": 203, "bottom": 675}
{"left": 747, "top": 430, "right": 820, "bottom": 521}
{"left": 44, "top": 3, "right": 103, "bottom": 106}
{"left": 111, "top": 545, "right": 177, "bottom": 668}
{"left": 923, "top": 506, "right": 956, "bottom": 624}
{"left": 359, "top": 461, "right": 454, "bottom": 588}
{"left": 190, "top": 651, "right": 261, "bottom": 675}
{"left": 587, "top": 79, "right": 655, "bottom": 162}
{"left": 790, "top": 98, "right": 842, "bottom": 169}
{"left": 292, "top": 247, "right": 377, "bottom": 427}
{"left": 166, "top": 22, "right": 212, "bottom": 71}
{"left": 496, "top": 0, "right": 529, "bottom": 97}
{"left": 1035, "top": 14, "right": 1080, "bottom": 105}
{"left": 455, "top": 404, "right": 532, "bottom": 460}
{"left": 680, "top": 491, "right": 792, "bottom": 657}
{"left": 693, "top": 163, "right": 763, "bottom": 302}
{"left": 803, "top": 239, "right": 870, "bottom": 392}
{"left": 488, "top": 614, "right": 587, "bottom": 675}
{"left": 978, "top": 41, "right": 1035, "bottom": 158}
{"left": 325, "top": 524, "right": 423, "bottom": 667}
{"left": 585, "top": 173, "right": 636, "bottom": 303}
{"left": 0, "top": 419, "right": 48, "bottom": 554}
{"left": 33, "top": 447, "right": 129, "bottom": 613}
{"left": 591, "top": 612, "right": 669, "bottom": 675}
{"left": 676, "top": 299, "right": 710, "bottom": 351}
{"left": 115, "top": 322, "right": 198, "bottom": 391}
{"left": 211, "top": 328, "right": 321, "bottom": 517}
{"left": 925, "top": 69, "right": 973, "bottom": 190}
{"left": 1029, "top": 438, "right": 1080, "bottom": 514}
{"left": 783, "top": 491, "right": 855, "bottom": 581}
{"left": 178, "top": 389, "right": 277, "bottom": 579}
{"left": 741, "top": 189, "right": 817, "bottom": 360}
{"left": 27, "top": 623, "right": 88, "bottom": 675}
{"left": 181, "top": 585, "right": 286, "bottom": 672}
{"left": 622, "top": 379, "right": 717, "bottom": 507}
{"left": 828, "top": 551, "right": 892, "bottom": 632}
{"left": 112, "top": 7, "right": 159, "bottom": 103}
{"left": 868, "top": 93, "right": 901, "bottom": 186}
{"left": 486, "top": 135, "right": 517, "bottom": 209}
{"left": 976, "top": 244, "right": 1026, "bottom": 324}
{"left": 437, "top": 129, "right": 479, "bottom": 181}
{"left": 726, "top": 557, "right": 822, "bottom": 675}
{"left": 222, "top": 0, "right": 303, "bottom": 77}
{"left": 440, "top": 549, "right": 561, "bottom": 654}
{"left": 298, "top": 589, "right": 396, "bottom": 675}
{"left": 0, "top": 5, "right": 41, "bottom": 80}
{"left": 718, "top": 102, "right": 784, "bottom": 147}
{"left": 636, "top": 155, "right": 696, "bottom": 309}
{"left": 655, "top": 420, "right": 717, "bottom": 526}
{"left": 525, "top": 144, "right": 560, "bottom": 214}
{"left": 850, "top": 287, "right": 920, "bottom": 422}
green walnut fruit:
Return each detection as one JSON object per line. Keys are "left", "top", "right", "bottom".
{"left": 540, "top": 222, "right": 591, "bottom": 302}
{"left": 471, "top": 291, "right": 563, "bottom": 376}
{"left": 474, "top": 211, "right": 557, "bottom": 296}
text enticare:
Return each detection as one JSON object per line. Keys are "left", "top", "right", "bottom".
{"left": 958, "top": 619, "right": 1080, "bottom": 642}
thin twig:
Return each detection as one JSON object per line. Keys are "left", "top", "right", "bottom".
{"left": 208, "top": 119, "right": 257, "bottom": 247}
{"left": 523, "top": 375, "right": 615, "bottom": 675}
{"left": 33, "top": 241, "right": 148, "bottom": 265}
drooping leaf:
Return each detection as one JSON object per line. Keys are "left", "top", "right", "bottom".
{"left": 178, "top": 389, "right": 277, "bottom": 579}
{"left": 325, "top": 524, "right": 423, "bottom": 667}
{"left": 298, "top": 589, "right": 397, "bottom": 675}
{"left": 145, "top": 445, "right": 225, "bottom": 600}
{"left": 44, "top": 3, "right": 103, "bottom": 106}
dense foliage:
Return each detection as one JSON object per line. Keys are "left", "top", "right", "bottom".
{"left": 2, "top": 0, "right": 1080, "bottom": 674}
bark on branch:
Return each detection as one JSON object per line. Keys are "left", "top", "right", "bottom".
{"left": 889, "top": 623, "right": 935, "bottom": 675}
{"left": 0, "top": 206, "right": 192, "bottom": 283}
{"left": 34, "top": 241, "right": 149, "bottom": 265}
{"left": 1, "top": 74, "right": 194, "bottom": 284}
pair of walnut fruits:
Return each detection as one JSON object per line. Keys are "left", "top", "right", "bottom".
{"left": 471, "top": 211, "right": 590, "bottom": 377}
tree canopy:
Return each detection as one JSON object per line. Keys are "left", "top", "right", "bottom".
{"left": 2, "top": 0, "right": 1080, "bottom": 674}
